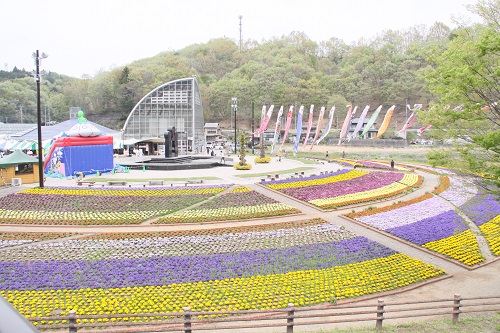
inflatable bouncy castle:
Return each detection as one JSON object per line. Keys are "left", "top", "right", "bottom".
{"left": 44, "top": 111, "right": 114, "bottom": 177}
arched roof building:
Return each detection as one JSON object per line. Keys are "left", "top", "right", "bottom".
{"left": 122, "top": 77, "right": 205, "bottom": 154}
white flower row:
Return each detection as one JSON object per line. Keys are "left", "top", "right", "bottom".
{"left": 2, "top": 222, "right": 357, "bottom": 262}
{"left": 357, "top": 196, "right": 452, "bottom": 230}
{"left": 439, "top": 176, "right": 479, "bottom": 206}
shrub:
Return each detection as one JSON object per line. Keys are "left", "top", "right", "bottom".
{"left": 234, "top": 163, "right": 252, "bottom": 170}
{"left": 255, "top": 156, "right": 271, "bottom": 163}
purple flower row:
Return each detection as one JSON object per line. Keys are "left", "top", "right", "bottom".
{"left": 386, "top": 210, "right": 468, "bottom": 245}
{"left": 280, "top": 172, "right": 404, "bottom": 202}
{"left": 0, "top": 237, "right": 395, "bottom": 291}
{"left": 191, "top": 191, "right": 277, "bottom": 210}
{"left": 459, "top": 194, "right": 500, "bottom": 226}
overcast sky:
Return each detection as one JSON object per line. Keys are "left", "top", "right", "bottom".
{"left": 1, "top": 0, "right": 478, "bottom": 78}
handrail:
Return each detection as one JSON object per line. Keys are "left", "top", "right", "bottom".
{"left": 30, "top": 294, "right": 500, "bottom": 332}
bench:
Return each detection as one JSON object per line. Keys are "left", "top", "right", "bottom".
{"left": 148, "top": 180, "right": 164, "bottom": 186}
{"left": 77, "top": 181, "right": 95, "bottom": 186}
{"left": 184, "top": 179, "right": 204, "bottom": 186}
{"left": 107, "top": 181, "right": 127, "bottom": 186}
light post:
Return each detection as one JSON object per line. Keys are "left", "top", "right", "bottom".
{"left": 31, "top": 50, "right": 48, "bottom": 188}
{"left": 251, "top": 101, "right": 255, "bottom": 154}
{"left": 232, "top": 97, "right": 238, "bottom": 154}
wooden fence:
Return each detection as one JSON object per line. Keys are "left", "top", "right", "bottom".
{"left": 31, "top": 294, "right": 500, "bottom": 333}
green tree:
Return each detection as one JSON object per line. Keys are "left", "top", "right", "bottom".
{"left": 423, "top": 0, "right": 499, "bottom": 183}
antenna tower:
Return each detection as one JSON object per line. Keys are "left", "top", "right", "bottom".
{"left": 239, "top": 15, "right": 243, "bottom": 53}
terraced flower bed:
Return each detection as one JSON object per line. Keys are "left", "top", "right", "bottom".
{"left": 346, "top": 194, "right": 485, "bottom": 266}
{"left": 346, "top": 160, "right": 413, "bottom": 172}
{"left": 457, "top": 194, "right": 500, "bottom": 227}
{"left": 480, "top": 215, "right": 500, "bottom": 255}
{"left": 157, "top": 186, "right": 300, "bottom": 224}
{"left": 0, "top": 219, "right": 445, "bottom": 327}
{"left": 0, "top": 185, "right": 230, "bottom": 225}
{"left": 263, "top": 169, "right": 421, "bottom": 209}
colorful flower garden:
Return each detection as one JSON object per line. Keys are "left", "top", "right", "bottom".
{"left": 262, "top": 169, "right": 422, "bottom": 209}
{"left": 0, "top": 161, "right": 498, "bottom": 330}
{"left": 157, "top": 185, "right": 300, "bottom": 224}
{"left": 0, "top": 186, "right": 234, "bottom": 225}
{"left": 0, "top": 218, "right": 445, "bottom": 327}
{"left": 346, "top": 172, "right": 500, "bottom": 266}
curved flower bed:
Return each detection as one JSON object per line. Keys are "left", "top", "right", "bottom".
{"left": 438, "top": 176, "right": 479, "bottom": 206}
{"left": 263, "top": 169, "right": 358, "bottom": 190}
{"left": 480, "top": 215, "right": 500, "bottom": 255}
{"left": 433, "top": 176, "right": 450, "bottom": 194}
{"left": 0, "top": 218, "right": 445, "bottom": 326}
{"left": 348, "top": 195, "right": 484, "bottom": 266}
{"left": 0, "top": 185, "right": 230, "bottom": 225}
{"left": 267, "top": 170, "right": 420, "bottom": 209}
{"left": 349, "top": 160, "right": 413, "bottom": 172}
{"left": 156, "top": 186, "right": 300, "bottom": 224}
{"left": 0, "top": 219, "right": 354, "bottom": 262}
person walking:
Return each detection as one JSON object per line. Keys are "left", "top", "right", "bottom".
{"left": 325, "top": 150, "right": 329, "bottom": 158}
{"left": 391, "top": 159, "right": 395, "bottom": 170}
{"left": 220, "top": 150, "right": 226, "bottom": 164}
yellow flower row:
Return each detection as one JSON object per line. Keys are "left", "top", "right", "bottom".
{"left": 423, "top": 230, "right": 485, "bottom": 266}
{"left": 3, "top": 254, "right": 444, "bottom": 324}
{"left": 266, "top": 170, "right": 368, "bottom": 190}
{"left": 22, "top": 187, "right": 227, "bottom": 197}
{"left": 479, "top": 215, "right": 500, "bottom": 255}
{"left": 230, "top": 186, "right": 253, "bottom": 193}
{"left": 158, "top": 203, "right": 299, "bottom": 223}
{"left": 309, "top": 182, "right": 409, "bottom": 209}
{"left": 0, "top": 209, "right": 169, "bottom": 224}
{"left": 398, "top": 174, "right": 421, "bottom": 187}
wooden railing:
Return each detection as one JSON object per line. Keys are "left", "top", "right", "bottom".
{"left": 30, "top": 294, "right": 500, "bottom": 333}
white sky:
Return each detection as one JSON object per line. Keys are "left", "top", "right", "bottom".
{"left": 1, "top": 0, "right": 478, "bottom": 78}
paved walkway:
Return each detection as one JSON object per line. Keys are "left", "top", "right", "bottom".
{"left": 0, "top": 154, "right": 498, "bottom": 332}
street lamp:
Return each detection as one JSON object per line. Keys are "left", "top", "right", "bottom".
{"left": 31, "top": 50, "right": 48, "bottom": 188}
{"left": 232, "top": 97, "right": 238, "bottom": 154}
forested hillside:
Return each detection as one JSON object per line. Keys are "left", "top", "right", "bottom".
{"left": 0, "top": 22, "right": 457, "bottom": 131}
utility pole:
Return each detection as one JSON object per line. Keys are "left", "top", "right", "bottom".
{"left": 32, "top": 50, "right": 48, "bottom": 188}
{"left": 232, "top": 98, "right": 238, "bottom": 154}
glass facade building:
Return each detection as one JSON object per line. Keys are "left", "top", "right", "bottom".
{"left": 122, "top": 77, "right": 205, "bottom": 154}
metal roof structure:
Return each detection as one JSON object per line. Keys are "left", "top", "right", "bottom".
{"left": 12, "top": 119, "right": 119, "bottom": 141}
{"left": 122, "top": 77, "right": 205, "bottom": 153}
{"left": 0, "top": 123, "right": 37, "bottom": 136}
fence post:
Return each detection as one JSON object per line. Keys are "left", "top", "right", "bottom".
{"left": 286, "top": 303, "right": 295, "bottom": 333}
{"left": 68, "top": 310, "right": 77, "bottom": 333}
{"left": 375, "top": 299, "right": 385, "bottom": 329}
{"left": 184, "top": 307, "right": 192, "bottom": 333}
{"left": 452, "top": 294, "right": 462, "bottom": 324}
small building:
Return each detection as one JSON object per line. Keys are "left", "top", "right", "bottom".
{"left": 0, "top": 150, "right": 40, "bottom": 186}
{"left": 204, "top": 123, "right": 226, "bottom": 145}
{"left": 348, "top": 118, "right": 378, "bottom": 139}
